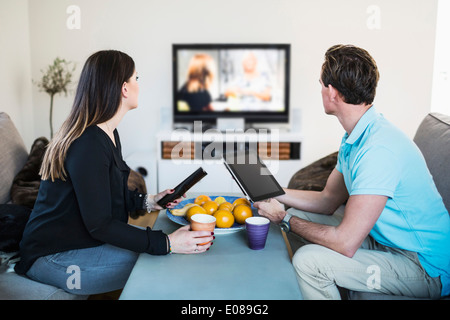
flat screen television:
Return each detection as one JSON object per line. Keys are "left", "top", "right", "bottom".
{"left": 172, "top": 43, "right": 290, "bottom": 126}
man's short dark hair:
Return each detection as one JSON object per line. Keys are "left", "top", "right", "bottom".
{"left": 321, "top": 44, "right": 380, "bottom": 105}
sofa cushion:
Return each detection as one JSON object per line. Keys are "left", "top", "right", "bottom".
{"left": 0, "top": 267, "right": 87, "bottom": 300}
{"left": 11, "top": 137, "right": 49, "bottom": 209}
{"left": 0, "top": 204, "right": 31, "bottom": 253}
{"left": 413, "top": 113, "right": 450, "bottom": 213}
{"left": 0, "top": 113, "right": 28, "bottom": 204}
{"left": 288, "top": 151, "right": 338, "bottom": 191}
{"left": 128, "top": 169, "right": 148, "bottom": 219}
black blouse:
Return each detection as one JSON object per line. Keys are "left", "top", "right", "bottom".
{"left": 177, "top": 84, "right": 212, "bottom": 112}
{"left": 15, "top": 126, "right": 168, "bottom": 275}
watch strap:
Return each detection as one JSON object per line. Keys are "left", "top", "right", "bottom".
{"left": 280, "top": 213, "right": 292, "bottom": 233}
{"left": 282, "top": 213, "right": 292, "bottom": 223}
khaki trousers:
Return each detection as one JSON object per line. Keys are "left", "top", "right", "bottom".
{"left": 287, "top": 207, "right": 442, "bottom": 300}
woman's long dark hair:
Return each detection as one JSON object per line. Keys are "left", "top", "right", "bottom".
{"left": 40, "top": 50, "right": 135, "bottom": 181}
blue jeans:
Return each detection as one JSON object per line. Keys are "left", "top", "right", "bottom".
{"left": 26, "top": 244, "right": 139, "bottom": 295}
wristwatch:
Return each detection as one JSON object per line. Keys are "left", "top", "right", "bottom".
{"left": 280, "top": 213, "right": 292, "bottom": 233}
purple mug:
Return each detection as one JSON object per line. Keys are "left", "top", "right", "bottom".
{"left": 245, "top": 217, "right": 270, "bottom": 250}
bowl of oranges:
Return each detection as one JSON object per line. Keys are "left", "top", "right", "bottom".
{"left": 167, "top": 195, "right": 254, "bottom": 234}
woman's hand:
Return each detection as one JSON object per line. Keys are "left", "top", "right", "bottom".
{"left": 168, "top": 225, "right": 214, "bottom": 254}
{"left": 146, "top": 189, "right": 186, "bottom": 211}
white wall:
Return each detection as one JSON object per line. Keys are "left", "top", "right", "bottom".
{"left": 431, "top": 0, "right": 450, "bottom": 115}
{"left": 6, "top": 0, "right": 439, "bottom": 169}
{"left": 0, "top": 0, "right": 33, "bottom": 149}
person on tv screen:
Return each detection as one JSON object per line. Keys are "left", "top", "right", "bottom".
{"left": 177, "top": 53, "right": 215, "bottom": 112}
{"left": 254, "top": 44, "right": 450, "bottom": 300}
{"left": 15, "top": 50, "right": 214, "bottom": 296}
{"left": 224, "top": 51, "right": 272, "bottom": 105}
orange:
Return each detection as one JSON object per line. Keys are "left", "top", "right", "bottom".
{"left": 214, "top": 196, "right": 226, "bottom": 205}
{"left": 233, "top": 204, "right": 253, "bottom": 224}
{"left": 214, "top": 209, "right": 235, "bottom": 228}
{"left": 202, "top": 200, "right": 218, "bottom": 215}
{"left": 233, "top": 197, "right": 251, "bottom": 207}
{"left": 186, "top": 205, "right": 207, "bottom": 221}
{"left": 194, "top": 195, "right": 211, "bottom": 206}
{"left": 218, "top": 202, "right": 234, "bottom": 212}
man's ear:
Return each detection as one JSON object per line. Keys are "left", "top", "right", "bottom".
{"left": 122, "top": 82, "right": 129, "bottom": 98}
{"left": 328, "top": 84, "right": 340, "bottom": 102}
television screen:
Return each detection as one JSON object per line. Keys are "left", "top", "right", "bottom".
{"left": 173, "top": 44, "right": 290, "bottom": 124}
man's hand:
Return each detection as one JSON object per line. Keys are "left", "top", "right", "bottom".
{"left": 253, "top": 198, "right": 286, "bottom": 224}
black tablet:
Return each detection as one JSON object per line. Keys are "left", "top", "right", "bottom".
{"left": 223, "top": 150, "right": 285, "bottom": 203}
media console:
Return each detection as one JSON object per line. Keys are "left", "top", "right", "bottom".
{"left": 156, "top": 129, "right": 303, "bottom": 194}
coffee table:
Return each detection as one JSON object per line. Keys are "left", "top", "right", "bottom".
{"left": 120, "top": 196, "right": 302, "bottom": 300}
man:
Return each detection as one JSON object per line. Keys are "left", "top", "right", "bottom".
{"left": 254, "top": 45, "right": 450, "bottom": 300}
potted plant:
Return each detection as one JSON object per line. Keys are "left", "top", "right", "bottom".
{"left": 35, "top": 57, "right": 76, "bottom": 138}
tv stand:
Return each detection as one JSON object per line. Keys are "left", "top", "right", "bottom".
{"left": 156, "top": 129, "right": 303, "bottom": 194}
{"left": 173, "top": 121, "right": 277, "bottom": 134}
{"left": 174, "top": 119, "right": 247, "bottom": 133}
{"left": 200, "top": 122, "right": 216, "bottom": 132}
{"left": 217, "top": 117, "right": 245, "bottom": 131}
{"left": 245, "top": 125, "right": 272, "bottom": 132}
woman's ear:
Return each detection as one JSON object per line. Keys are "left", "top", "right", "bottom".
{"left": 122, "top": 82, "right": 129, "bottom": 99}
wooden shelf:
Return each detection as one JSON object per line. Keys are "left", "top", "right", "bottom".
{"left": 161, "top": 141, "right": 300, "bottom": 160}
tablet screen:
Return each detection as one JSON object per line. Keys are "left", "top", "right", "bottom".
{"left": 223, "top": 151, "right": 285, "bottom": 202}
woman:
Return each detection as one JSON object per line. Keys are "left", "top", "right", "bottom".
{"left": 15, "top": 50, "right": 214, "bottom": 295}
{"left": 177, "top": 53, "right": 215, "bottom": 112}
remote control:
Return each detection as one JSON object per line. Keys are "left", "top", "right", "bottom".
{"left": 157, "top": 167, "right": 208, "bottom": 208}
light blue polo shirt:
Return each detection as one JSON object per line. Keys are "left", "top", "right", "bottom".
{"left": 336, "top": 106, "right": 450, "bottom": 297}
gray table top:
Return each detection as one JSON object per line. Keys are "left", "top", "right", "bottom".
{"left": 120, "top": 205, "right": 302, "bottom": 300}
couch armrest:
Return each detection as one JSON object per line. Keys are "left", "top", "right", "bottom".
{"left": 413, "top": 113, "right": 450, "bottom": 213}
{"left": 0, "top": 113, "right": 28, "bottom": 204}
